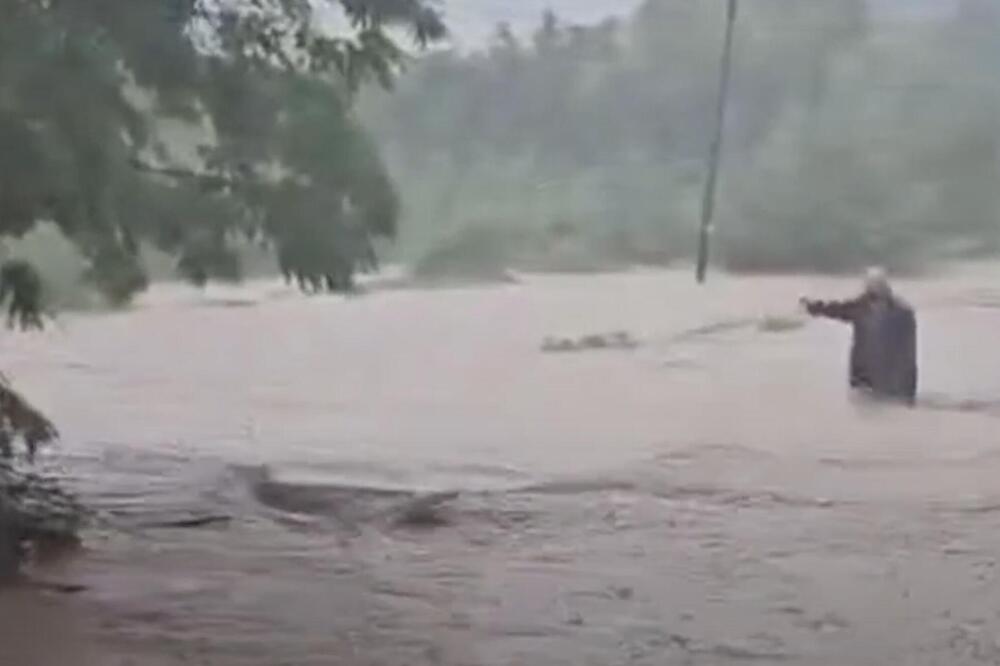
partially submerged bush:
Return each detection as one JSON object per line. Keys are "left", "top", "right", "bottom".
{"left": 0, "top": 464, "right": 84, "bottom": 580}
{"left": 0, "top": 375, "right": 83, "bottom": 580}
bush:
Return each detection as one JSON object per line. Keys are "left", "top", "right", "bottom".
{"left": 0, "top": 377, "right": 82, "bottom": 580}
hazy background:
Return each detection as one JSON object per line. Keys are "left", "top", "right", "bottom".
{"left": 357, "top": 0, "right": 998, "bottom": 282}
{"left": 11, "top": 0, "right": 998, "bottom": 300}
{"left": 445, "top": 1, "right": 960, "bottom": 47}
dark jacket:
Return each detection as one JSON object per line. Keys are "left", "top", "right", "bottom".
{"left": 804, "top": 293, "right": 917, "bottom": 404}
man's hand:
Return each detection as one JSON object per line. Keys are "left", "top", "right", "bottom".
{"left": 799, "top": 297, "right": 819, "bottom": 315}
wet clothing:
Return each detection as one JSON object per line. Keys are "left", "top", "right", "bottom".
{"left": 804, "top": 293, "right": 917, "bottom": 404}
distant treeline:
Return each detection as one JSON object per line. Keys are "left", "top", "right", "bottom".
{"left": 361, "top": 0, "right": 1000, "bottom": 279}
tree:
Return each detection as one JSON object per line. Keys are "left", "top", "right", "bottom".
{"left": 0, "top": 0, "right": 445, "bottom": 576}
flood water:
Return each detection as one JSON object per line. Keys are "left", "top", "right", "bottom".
{"left": 4, "top": 266, "right": 1000, "bottom": 665}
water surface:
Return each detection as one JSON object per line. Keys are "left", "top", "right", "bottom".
{"left": 4, "top": 267, "right": 1000, "bottom": 665}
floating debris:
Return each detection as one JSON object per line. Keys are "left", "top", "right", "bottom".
{"left": 542, "top": 331, "right": 639, "bottom": 353}
{"left": 391, "top": 491, "right": 459, "bottom": 529}
{"left": 140, "top": 514, "right": 232, "bottom": 530}
{"left": 758, "top": 315, "right": 806, "bottom": 333}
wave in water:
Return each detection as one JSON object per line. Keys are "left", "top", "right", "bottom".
{"left": 228, "top": 462, "right": 841, "bottom": 538}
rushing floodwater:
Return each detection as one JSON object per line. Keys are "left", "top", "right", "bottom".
{"left": 5, "top": 266, "right": 1000, "bottom": 665}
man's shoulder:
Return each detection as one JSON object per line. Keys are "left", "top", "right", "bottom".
{"left": 890, "top": 295, "right": 916, "bottom": 316}
{"left": 891, "top": 294, "right": 913, "bottom": 308}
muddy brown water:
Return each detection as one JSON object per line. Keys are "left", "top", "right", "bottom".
{"left": 3, "top": 266, "right": 1000, "bottom": 665}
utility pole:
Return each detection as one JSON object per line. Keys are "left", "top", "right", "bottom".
{"left": 696, "top": 0, "right": 738, "bottom": 284}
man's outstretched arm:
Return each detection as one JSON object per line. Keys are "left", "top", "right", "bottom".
{"left": 800, "top": 297, "right": 865, "bottom": 323}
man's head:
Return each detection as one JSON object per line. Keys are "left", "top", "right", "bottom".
{"left": 863, "top": 266, "right": 892, "bottom": 299}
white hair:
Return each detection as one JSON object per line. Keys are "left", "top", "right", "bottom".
{"left": 863, "top": 266, "right": 891, "bottom": 297}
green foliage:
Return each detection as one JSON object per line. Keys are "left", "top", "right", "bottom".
{"left": 363, "top": 0, "right": 1000, "bottom": 274}
{"left": 0, "top": 375, "right": 56, "bottom": 462}
{"left": 0, "top": 458, "right": 84, "bottom": 580}
{"left": 0, "top": 261, "right": 45, "bottom": 330}
{"left": 0, "top": 370, "right": 67, "bottom": 579}
{"left": 0, "top": 0, "right": 445, "bottom": 318}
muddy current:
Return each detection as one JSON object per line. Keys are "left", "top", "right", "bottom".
{"left": 4, "top": 267, "right": 1000, "bottom": 665}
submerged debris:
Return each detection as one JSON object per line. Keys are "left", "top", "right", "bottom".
{"left": 391, "top": 491, "right": 460, "bottom": 529}
{"left": 140, "top": 515, "right": 232, "bottom": 530}
{"left": 24, "top": 579, "right": 88, "bottom": 594}
{"left": 757, "top": 315, "right": 806, "bottom": 333}
{"left": 542, "top": 331, "right": 639, "bottom": 353}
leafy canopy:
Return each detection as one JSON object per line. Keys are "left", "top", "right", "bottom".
{"left": 0, "top": 0, "right": 445, "bottom": 307}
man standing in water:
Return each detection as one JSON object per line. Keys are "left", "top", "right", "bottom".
{"left": 801, "top": 267, "right": 917, "bottom": 405}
